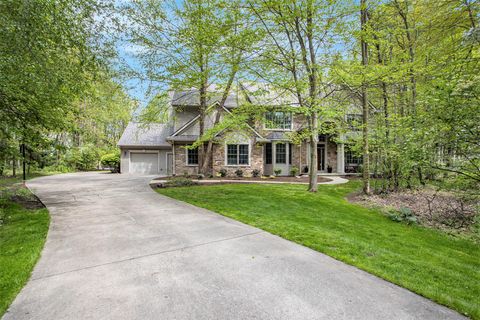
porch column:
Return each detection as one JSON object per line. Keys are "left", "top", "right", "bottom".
{"left": 337, "top": 143, "right": 345, "bottom": 174}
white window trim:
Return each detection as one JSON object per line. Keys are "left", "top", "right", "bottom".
{"left": 224, "top": 143, "right": 251, "bottom": 167}
{"left": 185, "top": 146, "right": 199, "bottom": 167}
{"left": 263, "top": 111, "right": 293, "bottom": 131}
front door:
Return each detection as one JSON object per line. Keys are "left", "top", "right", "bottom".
{"left": 317, "top": 144, "right": 325, "bottom": 171}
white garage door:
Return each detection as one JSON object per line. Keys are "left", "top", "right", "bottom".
{"left": 130, "top": 153, "right": 159, "bottom": 174}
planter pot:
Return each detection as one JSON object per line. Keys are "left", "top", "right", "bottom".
{"left": 327, "top": 167, "right": 333, "bottom": 173}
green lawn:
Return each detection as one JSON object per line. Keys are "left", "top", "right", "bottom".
{"left": 0, "top": 176, "right": 50, "bottom": 317}
{"left": 158, "top": 181, "right": 480, "bottom": 319}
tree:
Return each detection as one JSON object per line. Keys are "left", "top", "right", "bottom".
{"left": 360, "top": 0, "right": 370, "bottom": 194}
{"left": 0, "top": 0, "right": 133, "bottom": 176}
{"left": 338, "top": 0, "right": 479, "bottom": 193}
{"left": 123, "top": 0, "right": 257, "bottom": 175}
{"left": 246, "top": 0, "right": 346, "bottom": 192}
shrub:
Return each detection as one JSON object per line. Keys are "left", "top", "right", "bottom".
{"left": 219, "top": 169, "right": 227, "bottom": 177}
{"left": 235, "top": 169, "right": 243, "bottom": 177}
{"left": 65, "top": 146, "right": 99, "bottom": 171}
{"left": 290, "top": 166, "right": 299, "bottom": 177}
{"left": 164, "top": 177, "right": 198, "bottom": 188}
{"left": 274, "top": 168, "right": 282, "bottom": 176}
{"left": 252, "top": 169, "right": 261, "bottom": 177}
{"left": 387, "top": 207, "right": 417, "bottom": 225}
{"left": 101, "top": 153, "right": 120, "bottom": 173}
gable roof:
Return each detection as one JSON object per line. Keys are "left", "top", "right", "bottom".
{"left": 118, "top": 122, "right": 173, "bottom": 148}
{"left": 168, "top": 103, "right": 265, "bottom": 141}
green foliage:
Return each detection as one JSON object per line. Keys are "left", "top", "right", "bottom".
{"left": 219, "top": 169, "right": 227, "bottom": 177}
{"left": 274, "top": 168, "right": 282, "bottom": 176}
{"left": 101, "top": 153, "right": 120, "bottom": 173}
{"left": 163, "top": 177, "right": 198, "bottom": 188}
{"left": 234, "top": 169, "right": 243, "bottom": 177}
{"left": 387, "top": 207, "right": 418, "bottom": 225}
{"left": 290, "top": 166, "right": 299, "bottom": 177}
{"left": 65, "top": 146, "right": 99, "bottom": 171}
{"left": 252, "top": 169, "right": 261, "bottom": 178}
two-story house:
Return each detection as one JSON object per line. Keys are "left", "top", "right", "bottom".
{"left": 118, "top": 86, "right": 362, "bottom": 176}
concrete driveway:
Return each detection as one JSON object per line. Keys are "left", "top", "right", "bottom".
{"left": 4, "top": 172, "right": 464, "bottom": 320}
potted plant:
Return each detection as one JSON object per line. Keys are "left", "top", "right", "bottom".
{"left": 327, "top": 165, "right": 333, "bottom": 173}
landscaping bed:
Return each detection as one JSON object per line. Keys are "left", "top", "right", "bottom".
{"left": 152, "top": 175, "right": 332, "bottom": 188}
{"left": 349, "top": 188, "right": 479, "bottom": 241}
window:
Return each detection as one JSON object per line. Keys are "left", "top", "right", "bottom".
{"left": 345, "top": 149, "right": 362, "bottom": 165}
{"left": 265, "top": 143, "right": 272, "bottom": 164}
{"left": 265, "top": 111, "right": 292, "bottom": 130}
{"left": 275, "top": 143, "right": 286, "bottom": 164}
{"left": 187, "top": 147, "right": 198, "bottom": 165}
{"left": 227, "top": 144, "right": 249, "bottom": 165}
{"left": 346, "top": 114, "right": 363, "bottom": 131}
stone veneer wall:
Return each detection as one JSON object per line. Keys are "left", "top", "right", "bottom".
{"left": 212, "top": 142, "right": 264, "bottom": 177}
{"left": 173, "top": 144, "right": 199, "bottom": 176}
{"left": 326, "top": 139, "right": 337, "bottom": 172}
{"left": 289, "top": 139, "right": 338, "bottom": 174}
{"left": 291, "top": 142, "right": 309, "bottom": 174}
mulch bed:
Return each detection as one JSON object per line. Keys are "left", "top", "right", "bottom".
{"left": 349, "top": 188, "right": 479, "bottom": 234}
{"left": 9, "top": 194, "right": 45, "bottom": 210}
{"left": 165, "top": 175, "right": 332, "bottom": 183}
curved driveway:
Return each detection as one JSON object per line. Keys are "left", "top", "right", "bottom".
{"left": 4, "top": 172, "right": 464, "bottom": 320}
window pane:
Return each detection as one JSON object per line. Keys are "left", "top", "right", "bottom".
{"left": 275, "top": 143, "right": 286, "bottom": 164}
{"left": 265, "top": 143, "right": 272, "bottom": 164}
{"left": 265, "top": 111, "right": 292, "bottom": 130}
{"left": 345, "top": 149, "right": 363, "bottom": 165}
{"left": 227, "top": 144, "right": 238, "bottom": 165}
{"left": 187, "top": 147, "right": 198, "bottom": 165}
{"left": 239, "top": 145, "right": 249, "bottom": 165}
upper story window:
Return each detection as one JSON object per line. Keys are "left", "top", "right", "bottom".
{"left": 265, "top": 111, "right": 292, "bottom": 130}
{"left": 346, "top": 114, "right": 363, "bottom": 131}
{"left": 187, "top": 147, "right": 198, "bottom": 165}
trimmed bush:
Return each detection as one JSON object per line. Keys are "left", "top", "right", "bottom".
{"left": 274, "top": 168, "right": 282, "bottom": 176}
{"left": 252, "top": 169, "right": 261, "bottom": 177}
{"left": 290, "top": 166, "right": 299, "bottom": 177}
{"left": 100, "top": 153, "right": 120, "bottom": 173}
{"left": 219, "top": 169, "right": 227, "bottom": 177}
{"left": 164, "top": 177, "right": 198, "bottom": 187}
{"left": 235, "top": 169, "right": 243, "bottom": 177}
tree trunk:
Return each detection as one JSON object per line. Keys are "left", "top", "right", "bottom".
{"left": 198, "top": 80, "right": 207, "bottom": 174}
{"left": 200, "top": 63, "right": 239, "bottom": 175}
{"left": 361, "top": 0, "right": 370, "bottom": 195}
{"left": 308, "top": 112, "right": 319, "bottom": 192}
{"left": 12, "top": 154, "right": 16, "bottom": 177}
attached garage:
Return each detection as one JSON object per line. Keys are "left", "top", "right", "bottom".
{"left": 129, "top": 152, "right": 159, "bottom": 174}
{"left": 118, "top": 122, "right": 174, "bottom": 175}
